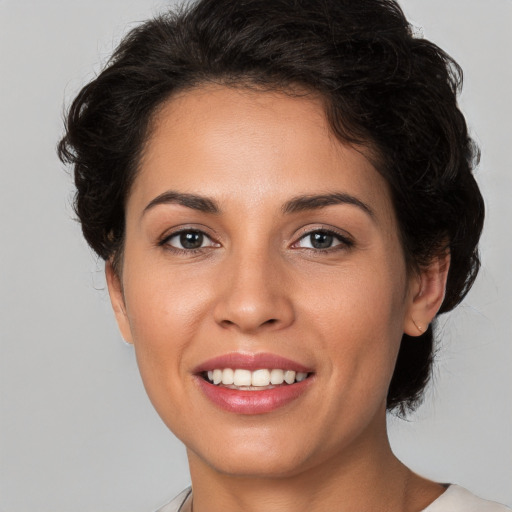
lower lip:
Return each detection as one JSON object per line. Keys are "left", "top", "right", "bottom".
{"left": 195, "top": 376, "right": 314, "bottom": 414}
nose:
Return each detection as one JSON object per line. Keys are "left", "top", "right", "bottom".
{"left": 213, "top": 250, "right": 295, "bottom": 334}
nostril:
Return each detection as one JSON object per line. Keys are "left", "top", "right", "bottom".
{"left": 219, "top": 317, "right": 278, "bottom": 330}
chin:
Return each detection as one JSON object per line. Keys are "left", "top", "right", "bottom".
{"left": 182, "top": 419, "right": 344, "bottom": 481}
{"left": 195, "top": 446, "right": 315, "bottom": 479}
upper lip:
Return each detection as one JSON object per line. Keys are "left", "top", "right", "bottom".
{"left": 193, "top": 352, "right": 313, "bottom": 374}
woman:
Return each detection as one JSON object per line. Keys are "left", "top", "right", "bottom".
{"left": 58, "top": 0, "right": 509, "bottom": 510}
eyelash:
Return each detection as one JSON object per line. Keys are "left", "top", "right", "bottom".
{"left": 158, "top": 228, "right": 219, "bottom": 255}
{"left": 158, "top": 227, "right": 354, "bottom": 255}
{"left": 292, "top": 228, "right": 354, "bottom": 252}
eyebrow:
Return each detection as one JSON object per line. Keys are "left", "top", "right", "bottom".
{"left": 143, "top": 191, "right": 220, "bottom": 215}
{"left": 282, "top": 192, "right": 374, "bottom": 217}
{"left": 142, "top": 190, "right": 374, "bottom": 218}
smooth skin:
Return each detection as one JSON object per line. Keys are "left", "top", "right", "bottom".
{"left": 107, "top": 85, "right": 449, "bottom": 512}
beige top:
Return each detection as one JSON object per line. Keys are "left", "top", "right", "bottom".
{"left": 155, "top": 485, "right": 511, "bottom": 512}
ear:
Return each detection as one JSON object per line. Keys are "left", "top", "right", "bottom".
{"left": 105, "top": 261, "right": 133, "bottom": 344}
{"left": 404, "top": 251, "right": 450, "bottom": 337}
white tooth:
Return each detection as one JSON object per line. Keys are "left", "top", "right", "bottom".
{"left": 284, "top": 370, "right": 295, "bottom": 384}
{"left": 284, "top": 370, "right": 296, "bottom": 384}
{"left": 270, "top": 369, "right": 284, "bottom": 385}
{"left": 233, "top": 369, "right": 252, "bottom": 386}
{"left": 251, "top": 369, "right": 270, "bottom": 387}
{"left": 207, "top": 370, "right": 213, "bottom": 382}
{"left": 213, "top": 369, "right": 222, "bottom": 385}
{"left": 222, "top": 368, "right": 234, "bottom": 385}
{"left": 296, "top": 372, "right": 308, "bottom": 382}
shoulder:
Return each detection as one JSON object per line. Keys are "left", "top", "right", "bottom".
{"left": 154, "top": 487, "right": 192, "bottom": 512}
{"left": 423, "top": 485, "right": 511, "bottom": 512}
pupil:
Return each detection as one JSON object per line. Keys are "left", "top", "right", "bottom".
{"left": 311, "top": 232, "right": 333, "bottom": 249}
{"left": 180, "top": 231, "right": 203, "bottom": 249}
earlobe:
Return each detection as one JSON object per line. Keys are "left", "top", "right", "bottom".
{"left": 404, "top": 251, "right": 450, "bottom": 337}
{"left": 105, "top": 261, "right": 134, "bottom": 344}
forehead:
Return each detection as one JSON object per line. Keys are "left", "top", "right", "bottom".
{"left": 131, "top": 85, "right": 392, "bottom": 219}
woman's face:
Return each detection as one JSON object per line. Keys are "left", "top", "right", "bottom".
{"left": 108, "top": 85, "right": 424, "bottom": 478}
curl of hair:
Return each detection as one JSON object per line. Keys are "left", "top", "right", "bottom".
{"left": 58, "top": 0, "right": 484, "bottom": 414}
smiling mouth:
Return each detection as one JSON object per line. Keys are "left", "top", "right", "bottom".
{"left": 202, "top": 368, "right": 312, "bottom": 390}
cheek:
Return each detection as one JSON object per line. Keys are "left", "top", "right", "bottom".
{"left": 120, "top": 254, "right": 228, "bottom": 403}
{"left": 120, "top": 259, "right": 201, "bottom": 386}
{"left": 123, "top": 250, "right": 208, "bottom": 335}
{"left": 302, "top": 260, "right": 408, "bottom": 391}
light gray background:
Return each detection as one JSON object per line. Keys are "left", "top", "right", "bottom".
{"left": 1, "top": 1, "right": 510, "bottom": 511}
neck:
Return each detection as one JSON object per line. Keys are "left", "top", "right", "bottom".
{"left": 186, "top": 414, "right": 443, "bottom": 512}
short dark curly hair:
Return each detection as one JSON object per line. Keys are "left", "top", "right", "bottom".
{"left": 58, "top": 0, "right": 484, "bottom": 414}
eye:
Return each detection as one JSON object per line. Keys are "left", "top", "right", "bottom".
{"left": 162, "top": 230, "right": 218, "bottom": 251}
{"left": 294, "top": 229, "right": 352, "bottom": 250}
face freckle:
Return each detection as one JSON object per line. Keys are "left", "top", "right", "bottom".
{"left": 107, "top": 84, "right": 418, "bottom": 479}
